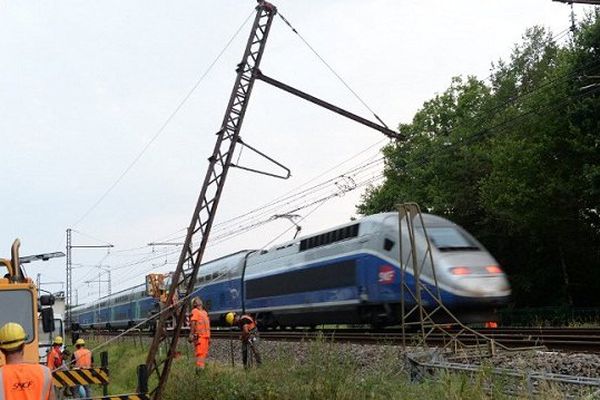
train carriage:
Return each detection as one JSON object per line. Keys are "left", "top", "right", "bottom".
{"left": 71, "top": 212, "right": 510, "bottom": 330}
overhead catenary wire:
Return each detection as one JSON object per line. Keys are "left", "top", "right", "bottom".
{"left": 71, "top": 251, "right": 112, "bottom": 290}
{"left": 71, "top": 15, "right": 584, "bottom": 304}
{"left": 71, "top": 230, "right": 113, "bottom": 247}
{"left": 209, "top": 167, "right": 382, "bottom": 245}
{"left": 71, "top": 146, "right": 387, "bottom": 301}
{"left": 261, "top": 197, "right": 331, "bottom": 249}
{"left": 73, "top": 31, "right": 595, "bottom": 305}
{"left": 82, "top": 80, "right": 600, "bottom": 303}
{"left": 145, "top": 149, "right": 385, "bottom": 247}
{"left": 209, "top": 157, "right": 384, "bottom": 234}
{"left": 276, "top": 10, "right": 391, "bottom": 129}
{"left": 155, "top": 155, "right": 385, "bottom": 245}
{"left": 77, "top": 166, "right": 384, "bottom": 299}
{"left": 216, "top": 137, "right": 387, "bottom": 229}
{"left": 70, "top": 8, "right": 257, "bottom": 229}
{"left": 208, "top": 171, "right": 384, "bottom": 247}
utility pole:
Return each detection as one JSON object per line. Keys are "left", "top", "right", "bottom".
{"left": 84, "top": 265, "right": 111, "bottom": 299}
{"left": 65, "top": 228, "right": 113, "bottom": 328}
{"left": 147, "top": 242, "right": 186, "bottom": 268}
{"left": 553, "top": 0, "right": 600, "bottom": 32}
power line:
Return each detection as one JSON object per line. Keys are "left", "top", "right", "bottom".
{"left": 276, "top": 10, "right": 391, "bottom": 128}
{"left": 213, "top": 138, "right": 386, "bottom": 229}
{"left": 71, "top": 230, "right": 113, "bottom": 246}
{"left": 105, "top": 78, "right": 600, "bottom": 287}
{"left": 71, "top": 142, "right": 387, "bottom": 290}
{"left": 71, "top": 8, "right": 257, "bottom": 228}
{"left": 261, "top": 198, "right": 331, "bottom": 249}
{"left": 76, "top": 167, "right": 385, "bottom": 292}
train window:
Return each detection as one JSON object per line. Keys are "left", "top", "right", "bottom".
{"left": 299, "top": 224, "right": 360, "bottom": 252}
{"left": 423, "top": 227, "right": 479, "bottom": 251}
{"left": 246, "top": 259, "right": 357, "bottom": 299}
{"left": 383, "top": 238, "right": 395, "bottom": 251}
{"left": 332, "top": 230, "right": 339, "bottom": 242}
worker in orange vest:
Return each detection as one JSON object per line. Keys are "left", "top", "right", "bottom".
{"left": 188, "top": 297, "right": 210, "bottom": 370}
{"left": 46, "top": 336, "right": 64, "bottom": 371}
{"left": 0, "top": 322, "right": 55, "bottom": 400}
{"left": 225, "top": 312, "right": 262, "bottom": 367}
{"left": 71, "top": 338, "right": 93, "bottom": 398}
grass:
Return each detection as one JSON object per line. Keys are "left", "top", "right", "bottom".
{"left": 85, "top": 336, "right": 579, "bottom": 400}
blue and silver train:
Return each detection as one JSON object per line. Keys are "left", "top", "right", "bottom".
{"left": 70, "top": 212, "right": 510, "bottom": 329}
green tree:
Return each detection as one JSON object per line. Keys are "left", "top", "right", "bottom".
{"left": 358, "top": 17, "right": 600, "bottom": 307}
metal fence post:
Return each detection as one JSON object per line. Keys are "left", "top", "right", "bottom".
{"left": 101, "top": 351, "right": 109, "bottom": 396}
{"left": 137, "top": 364, "right": 149, "bottom": 394}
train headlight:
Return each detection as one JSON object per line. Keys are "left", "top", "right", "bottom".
{"left": 450, "top": 266, "right": 472, "bottom": 276}
{"left": 485, "top": 265, "right": 503, "bottom": 274}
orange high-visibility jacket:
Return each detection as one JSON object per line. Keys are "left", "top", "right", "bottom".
{"left": 0, "top": 363, "right": 53, "bottom": 400}
{"left": 190, "top": 308, "right": 210, "bottom": 339}
{"left": 73, "top": 348, "right": 92, "bottom": 369}
{"left": 239, "top": 315, "right": 257, "bottom": 331}
{"left": 46, "top": 347, "right": 62, "bottom": 370}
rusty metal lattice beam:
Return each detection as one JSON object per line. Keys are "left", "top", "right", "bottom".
{"left": 144, "top": 3, "right": 277, "bottom": 399}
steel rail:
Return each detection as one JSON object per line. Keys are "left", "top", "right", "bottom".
{"left": 90, "top": 327, "right": 600, "bottom": 352}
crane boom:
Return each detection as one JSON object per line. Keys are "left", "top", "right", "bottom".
{"left": 144, "top": 2, "right": 277, "bottom": 398}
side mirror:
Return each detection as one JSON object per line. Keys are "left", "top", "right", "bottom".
{"left": 41, "top": 307, "right": 55, "bottom": 333}
{"left": 40, "top": 294, "right": 55, "bottom": 306}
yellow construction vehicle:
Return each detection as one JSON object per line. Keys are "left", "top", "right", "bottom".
{"left": 0, "top": 239, "right": 55, "bottom": 366}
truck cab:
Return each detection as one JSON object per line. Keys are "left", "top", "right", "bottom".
{"left": 0, "top": 240, "right": 55, "bottom": 366}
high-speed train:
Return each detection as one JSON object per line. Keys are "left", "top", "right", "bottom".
{"left": 70, "top": 212, "right": 510, "bottom": 329}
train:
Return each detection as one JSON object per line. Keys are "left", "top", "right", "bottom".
{"left": 70, "top": 212, "right": 511, "bottom": 330}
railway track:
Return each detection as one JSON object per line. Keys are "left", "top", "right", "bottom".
{"left": 208, "top": 327, "right": 600, "bottom": 352}
{"left": 90, "top": 327, "right": 600, "bottom": 353}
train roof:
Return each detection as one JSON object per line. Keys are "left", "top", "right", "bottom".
{"left": 261, "top": 212, "right": 454, "bottom": 250}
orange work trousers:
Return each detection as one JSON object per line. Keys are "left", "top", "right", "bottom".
{"left": 195, "top": 337, "right": 210, "bottom": 368}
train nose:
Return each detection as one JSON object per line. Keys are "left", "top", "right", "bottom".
{"left": 444, "top": 258, "right": 511, "bottom": 297}
{"left": 449, "top": 265, "right": 503, "bottom": 277}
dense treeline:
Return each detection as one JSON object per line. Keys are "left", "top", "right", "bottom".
{"left": 358, "top": 13, "right": 600, "bottom": 307}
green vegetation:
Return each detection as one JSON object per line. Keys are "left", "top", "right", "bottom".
{"left": 358, "top": 12, "right": 600, "bottom": 308}
{"left": 499, "top": 306, "right": 600, "bottom": 327}
{"left": 91, "top": 338, "right": 575, "bottom": 400}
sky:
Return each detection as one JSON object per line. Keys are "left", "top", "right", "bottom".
{"left": 0, "top": 0, "right": 588, "bottom": 304}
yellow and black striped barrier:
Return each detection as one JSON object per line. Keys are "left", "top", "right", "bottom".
{"left": 52, "top": 367, "right": 110, "bottom": 388}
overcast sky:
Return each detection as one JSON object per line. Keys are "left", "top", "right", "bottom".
{"left": 0, "top": 0, "right": 586, "bottom": 304}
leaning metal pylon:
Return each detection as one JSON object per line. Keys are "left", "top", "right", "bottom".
{"left": 397, "top": 203, "right": 519, "bottom": 360}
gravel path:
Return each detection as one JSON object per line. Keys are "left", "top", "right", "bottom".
{"left": 208, "top": 337, "right": 600, "bottom": 378}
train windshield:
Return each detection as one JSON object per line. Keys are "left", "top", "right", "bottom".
{"left": 0, "top": 290, "right": 35, "bottom": 343}
{"left": 421, "top": 227, "right": 479, "bottom": 252}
